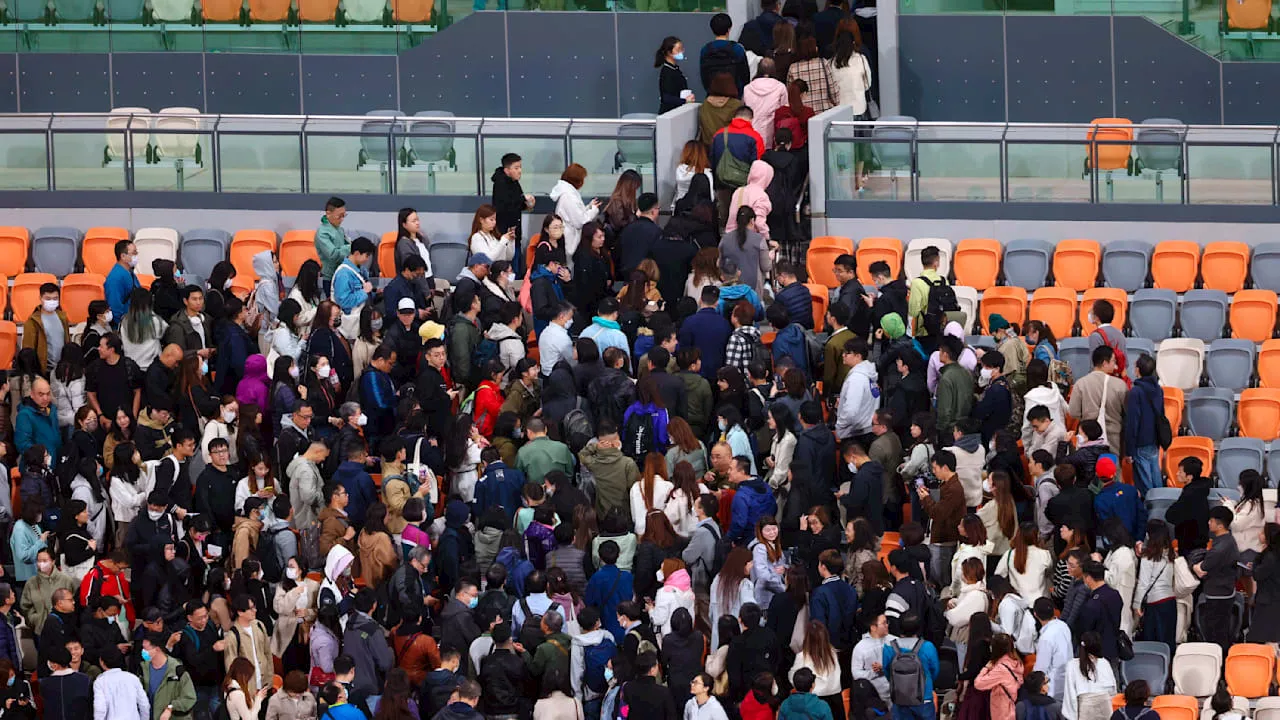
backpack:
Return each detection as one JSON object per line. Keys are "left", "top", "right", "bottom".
{"left": 701, "top": 44, "right": 742, "bottom": 95}
{"left": 803, "top": 328, "right": 827, "bottom": 377}
{"left": 922, "top": 276, "right": 959, "bottom": 336}
{"left": 696, "top": 521, "right": 730, "bottom": 579}
{"left": 471, "top": 337, "right": 500, "bottom": 380}
{"left": 628, "top": 628, "right": 658, "bottom": 659}
{"left": 298, "top": 520, "right": 323, "bottom": 571}
{"left": 258, "top": 526, "right": 289, "bottom": 583}
{"left": 583, "top": 635, "right": 618, "bottom": 694}
{"left": 562, "top": 406, "right": 594, "bottom": 455}
{"left": 714, "top": 143, "right": 752, "bottom": 188}
{"left": 622, "top": 410, "right": 655, "bottom": 462}
{"left": 518, "top": 598, "right": 560, "bottom": 652}
{"left": 889, "top": 639, "right": 927, "bottom": 707}
{"left": 920, "top": 584, "right": 948, "bottom": 646}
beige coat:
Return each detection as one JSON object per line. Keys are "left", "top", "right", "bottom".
{"left": 270, "top": 580, "right": 318, "bottom": 658}
{"left": 1067, "top": 370, "right": 1128, "bottom": 455}
{"left": 224, "top": 619, "right": 274, "bottom": 691}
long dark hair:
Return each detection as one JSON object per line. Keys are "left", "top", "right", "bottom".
{"left": 207, "top": 261, "right": 237, "bottom": 296}
{"left": 55, "top": 343, "right": 85, "bottom": 383}
{"left": 1140, "top": 520, "right": 1176, "bottom": 562}
{"left": 654, "top": 35, "right": 681, "bottom": 67}
{"left": 397, "top": 208, "right": 422, "bottom": 242}
{"left": 295, "top": 260, "right": 323, "bottom": 306}
{"left": 734, "top": 206, "right": 755, "bottom": 249}
{"left": 1240, "top": 469, "right": 1265, "bottom": 514}
{"left": 444, "top": 414, "right": 475, "bottom": 471}
{"left": 123, "top": 288, "right": 160, "bottom": 345}
{"left": 1078, "top": 632, "right": 1102, "bottom": 680}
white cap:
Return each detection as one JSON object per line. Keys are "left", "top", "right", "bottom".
{"left": 397, "top": 297, "right": 416, "bottom": 312}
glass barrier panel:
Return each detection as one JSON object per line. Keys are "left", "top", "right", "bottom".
{"left": 480, "top": 121, "right": 568, "bottom": 199}
{"left": 304, "top": 117, "right": 398, "bottom": 195}
{"left": 396, "top": 117, "right": 481, "bottom": 195}
{"left": 1092, "top": 136, "right": 1184, "bottom": 204}
{"left": 569, "top": 122, "right": 657, "bottom": 200}
{"left": 51, "top": 117, "right": 129, "bottom": 190}
{"left": 0, "top": 118, "right": 51, "bottom": 191}
{"left": 1181, "top": 127, "right": 1274, "bottom": 204}
{"left": 217, "top": 119, "right": 304, "bottom": 193}
{"left": 1004, "top": 126, "right": 1091, "bottom": 202}
{"left": 914, "top": 125, "right": 1004, "bottom": 201}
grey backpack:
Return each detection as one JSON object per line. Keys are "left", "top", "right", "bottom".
{"left": 889, "top": 639, "right": 927, "bottom": 707}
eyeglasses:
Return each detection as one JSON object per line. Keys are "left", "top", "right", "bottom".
{"left": 211, "top": 448, "right": 230, "bottom": 455}
{"left": 297, "top": 414, "right": 315, "bottom": 421}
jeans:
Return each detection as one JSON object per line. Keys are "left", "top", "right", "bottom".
{"left": 1131, "top": 445, "right": 1162, "bottom": 497}
{"left": 930, "top": 543, "right": 956, "bottom": 590}
{"left": 1139, "top": 597, "right": 1176, "bottom": 658}
{"left": 892, "top": 703, "right": 937, "bottom": 720}
{"left": 584, "top": 698, "right": 602, "bottom": 720}
{"left": 194, "top": 686, "right": 221, "bottom": 720}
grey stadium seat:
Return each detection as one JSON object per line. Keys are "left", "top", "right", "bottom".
{"left": 1179, "top": 290, "right": 1229, "bottom": 343}
{"left": 180, "top": 228, "right": 231, "bottom": 286}
{"left": 1130, "top": 289, "right": 1178, "bottom": 340}
{"left": 1185, "top": 387, "right": 1235, "bottom": 441}
{"left": 1252, "top": 242, "right": 1280, "bottom": 294}
{"left": 360, "top": 110, "right": 406, "bottom": 167}
{"left": 1146, "top": 488, "right": 1182, "bottom": 523}
{"left": 1209, "top": 488, "right": 1241, "bottom": 505}
{"left": 1217, "top": 437, "right": 1265, "bottom": 492}
{"left": 966, "top": 335, "right": 997, "bottom": 352}
{"left": 430, "top": 242, "right": 470, "bottom": 284}
{"left": 1127, "top": 338, "right": 1155, "bottom": 379}
{"left": 32, "top": 226, "right": 83, "bottom": 277}
{"left": 1101, "top": 240, "right": 1152, "bottom": 293}
{"left": 1002, "top": 239, "right": 1053, "bottom": 290}
{"left": 1268, "top": 443, "right": 1280, "bottom": 488}
{"left": 1058, "top": 338, "right": 1093, "bottom": 382}
{"left": 1206, "top": 338, "right": 1257, "bottom": 391}
{"left": 1122, "top": 642, "right": 1171, "bottom": 696}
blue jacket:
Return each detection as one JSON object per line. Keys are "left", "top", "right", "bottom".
{"left": 104, "top": 264, "right": 140, "bottom": 321}
{"left": 971, "top": 376, "right": 1013, "bottom": 444}
{"left": 710, "top": 118, "right": 762, "bottom": 171}
{"left": 810, "top": 576, "right": 860, "bottom": 650}
{"left": 729, "top": 477, "right": 777, "bottom": 544}
{"left": 580, "top": 317, "right": 630, "bottom": 360}
{"left": 772, "top": 323, "right": 809, "bottom": 376}
{"left": 472, "top": 461, "right": 526, "bottom": 523}
{"left": 882, "top": 638, "right": 941, "bottom": 703}
{"left": 0, "top": 613, "right": 17, "bottom": 669}
{"left": 774, "top": 282, "right": 815, "bottom": 330}
{"left": 1094, "top": 481, "right": 1148, "bottom": 541}
{"left": 584, "top": 564, "right": 634, "bottom": 642}
{"left": 332, "top": 259, "right": 369, "bottom": 313}
{"left": 716, "top": 282, "right": 764, "bottom": 320}
{"left": 677, "top": 307, "right": 733, "bottom": 381}
{"left": 334, "top": 460, "right": 377, "bottom": 527}
{"left": 323, "top": 703, "right": 368, "bottom": 720}
{"left": 14, "top": 399, "right": 60, "bottom": 467}
{"left": 358, "top": 367, "right": 396, "bottom": 438}
{"left": 1125, "top": 376, "right": 1162, "bottom": 453}
{"left": 778, "top": 692, "right": 834, "bottom": 720}
{"left": 9, "top": 520, "right": 45, "bottom": 582}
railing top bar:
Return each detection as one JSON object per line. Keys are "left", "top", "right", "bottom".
{"left": 827, "top": 120, "right": 1280, "bottom": 131}
{"left": 0, "top": 113, "right": 657, "bottom": 125}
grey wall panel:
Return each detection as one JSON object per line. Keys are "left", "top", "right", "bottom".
{"left": 111, "top": 53, "right": 205, "bottom": 112}
{"left": 1222, "top": 62, "right": 1280, "bottom": 124}
{"left": 302, "top": 55, "right": 398, "bottom": 114}
{"left": 616, "top": 13, "right": 715, "bottom": 116}
{"left": 1114, "top": 16, "right": 1219, "bottom": 124}
{"left": 19, "top": 53, "right": 111, "bottom": 112}
{"left": 205, "top": 54, "right": 302, "bottom": 115}
{"left": 398, "top": 12, "right": 508, "bottom": 116}
{"left": 0, "top": 55, "right": 17, "bottom": 113}
{"left": 1005, "top": 16, "right": 1112, "bottom": 122}
{"left": 507, "top": 12, "right": 617, "bottom": 117}
{"left": 898, "top": 15, "right": 1004, "bottom": 122}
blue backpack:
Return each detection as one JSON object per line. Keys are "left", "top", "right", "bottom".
{"left": 583, "top": 636, "right": 618, "bottom": 694}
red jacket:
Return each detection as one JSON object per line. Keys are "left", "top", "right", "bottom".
{"left": 711, "top": 118, "right": 766, "bottom": 169}
{"left": 79, "top": 562, "right": 134, "bottom": 624}
{"left": 740, "top": 691, "right": 777, "bottom": 720}
{"left": 474, "top": 380, "right": 504, "bottom": 437}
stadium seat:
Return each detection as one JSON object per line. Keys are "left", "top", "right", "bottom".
{"left": 1151, "top": 240, "right": 1201, "bottom": 292}
{"left": 1112, "top": 695, "right": 1127, "bottom": 713}
{"left": 1029, "top": 288, "right": 1077, "bottom": 341}
{"left": 1217, "top": 438, "right": 1265, "bottom": 492}
{"left": 1255, "top": 696, "right": 1280, "bottom": 720}
{"left": 1002, "top": 239, "right": 1052, "bottom": 290}
{"left": 953, "top": 286, "right": 979, "bottom": 333}
{"left": 11, "top": 273, "right": 56, "bottom": 324}
{"left": 855, "top": 237, "right": 903, "bottom": 284}
{"left": 1152, "top": 696, "right": 1199, "bottom": 720}
{"left": 1086, "top": 118, "right": 1134, "bottom": 174}
{"left": 1123, "top": 642, "right": 1171, "bottom": 697}
{"left": 1225, "top": 644, "right": 1274, "bottom": 698}
{"left": 806, "top": 284, "right": 829, "bottom": 326}
{"left": 61, "top": 273, "right": 106, "bottom": 325}
{"left": 810, "top": 236, "right": 854, "bottom": 253}
{"left": 81, "top": 226, "right": 130, "bottom": 276}
{"left": 979, "top": 287, "right": 1027, "bottom": 333}
{"left": 1238, "top": 388, "right": 1280, "bottom": 441}
{"left": 0, "top": 321, "right": 15, "bottom": 371}
{"left": 378, "top": 232, "right": 397, "bottom": 280}
{"left": 1080, "top": 288, "right": 1129, "bottom": 336}
{"left": 807, "top": 245, "right": 845, "bottom": 289}
{"left": 904, "top": 238, "right": 951, "bottom": 280}
{"left": 1164, "top": 386, "right": 1185, "bottom": 435}
{"left": 105, "top": 108, "right": 151, "bottom": 162}
{"left": 1252, "top": 242, "right": 1280, "bottom": 294}
{"left": 249, "top": 0, "right": 290, "bottom": 21}
{"left": 1185, "top": 387, "right": 1235, "bottom": 441}
{"left": 1131, "top": 289, "right": 1179, "bottom": 341}
{"left": 1101, "top": 240, "right": 1152, "bottom": 292}
{"left": 298, "top": 0, "right": 340, "bottom": 24}
{"left": 1230, "top": 289, "right": 1278, "bottom": 343}
{"left": 202, "top": 0, "right": 242, "bottom": 21}
{"left": 1147, "top": 487, "right": 1183, "bottom": 521}
{"left": 279, "top": 231, "right": 319, "bottom": 278}
{"left": 137, "top": 274, "right": 154, "bottom": 290}
{"left": 1156, "top": 338, "right": 1205, "bottom": 391}
{"left": 1201, "top": 241, "right": 1250, "bottom": 294}
{"left": 967, "top": 335, "right": 997, "bottom": 352}
{"left": 1227, "top": 0, "right": 1270, "bottom": 31}
{"left": 1059, "top": 338, "right": 1093, "bottom": 382}
{"left": 0, "top": 227, "right": 29, "bottom": 278}
{"left": 1261, "top": 339, "right": 1280, "bottom": 389}
{"left": 392, "top": 0, "right": 433, "bottom": 23}
{"left": 180, "top": 228, "right": 231, "bottom": 286}
{"left": 153, "top": 108, "right": 202, "bottom": 165}
{"left": 32, "top": 227, "right": 82, "bottom": 278}
{"left": 230, "top": 230, "right": 278, "bottom": 282}
{"left": 429, "top": 242, "right": 469, "bottom": 285}
{"left": 1179, "top": 290, "right": 1230, "bottom": 342}
{"left": 1053, "top": 239, "right": 1102, "bottom": 291}
{"left": 952, "top": 239, "right": 1002, "bottom": 291}
{"left": 1198, "top": 697, "right": 1251, "bottom": 720}
{"left": 1127, "top": 338, "right": 1155, "bottom": 379}
{"left": 1172, "top": 643, "right": 1222, "bottom": 696}
{"left": 133, "top": 228, "right": 179, "bottom": 274}
{"left": 1205, "top": 338, "right": 1257, "bottom": 391}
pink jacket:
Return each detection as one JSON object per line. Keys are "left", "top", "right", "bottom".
{"left": 725, "top": 161, "right": 775, "bottom": 237}
{"left": 743, "top": 77, "right": 788, "bottom": 148}
{"left": 235, "top": 354, "right": 271, "bottom": 415}
{"left": 974, "top": 655, "right": 1023, "bottom": 720}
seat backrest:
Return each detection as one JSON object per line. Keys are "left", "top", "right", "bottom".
{"left": 1003, "top": 239, "right": 1052, "bottom": 290}
{"left": 11, "top": 273, "right": 56, "bottom": 324}
{"left": 1151, "top": 241, "right": 1201, "bottom": 293}
{"left": 0, "top": 321, "right": 16, "bottom": 371}
{"left": 1156, "top": 338, "right": 1206, "bottom": 391}
{"left": 1172, "top": 644, "right": 1224, "bottom": 696}
{"left": 1101, "top": 240, "right": 1152, "bottom": 292}
{"left": 1030, "top": 287, "right": 1077, "bottom": 340}
{"left": 1185, "top": 387, "right": 1235, "bottom": 441}
{"left": 1239, "top": 388, "right": 1280, "bottom": 441}
{"left": 953, "top": 238, "right": 1001, "bottom": 291}
{"left": 154, "top": 107, "right": 202, "bottom": 159}
{"left": 61, "top": 273, "right": 106, "bottom": 325}
{"left": 1087, "top": 118, "right": 1134, "bottom": 172}
{"left": 360, "top": 111, "right": 406, "bottom": 162}
{"left": 392, "top": 0, "right": 434, "bottom": 23}
{"left": 1231, "top": 289, "right": 1278, "bottom": 343}
{"left": 810, "top": 236, "right": 855, "bottom": 253}
{"left": 279, "top": 230, "right": 319, "bottom": 277}
{"left": 871, "top": 117, "right": 916, "bottom": 168}
{"left": 903, "top": 238, "right": 951, "bottom": 280}
{"left": 1080, "top": 288, "right": 1129, "bottom": 337}
{"left": 806, "top": 284, "right": 829, "bottom": 327}
{"left": 807, "top": 245, "right": 845, "bottom": 289}
{"left": 31, "top": 226, "right": 83, "bottom": 277}
{"left": 134, "top": 227, "right": 180, "bottom": 273}
{"left": 230, "top": 230, "right": 278, "bottom": 281}
{"left": 1131, "top": 289, "right": 1178, "bottom": 340}
{"left": 1127, "top": 338, "right": 1155, "bottom": 378}
{"left": 855, "top": 237, "right": 903, "bottom": 284}
{"left": 248, "top": 0, "right": 290, "bottom": 21}
{"left": 952, "top": 286, "right": 979, "bottom": 332}
{"left": 1136, "top": 119, "right": 1184, "bottom": 172}
{"left": 1164, "top": 386, "right": 1185, "bottom": 435}
{"left": 297, "top": 0, "right": 340, "bottom": 21}
{"left": 82, "top": 226, "right": 131, "bottom": 276}
{"left": 409, "top": 111, "right": 457, "bottom": 162}
{"left": 1225, "top": 644, "right": 1275, "bottom": 698}
{"left": 379, "top": 232, "right": 398, "bottom": 280}
{"left": 0, "top": 227, "right": 30, "bottom": 278}
{"left": 180, "top": 228, "right": 231, "bottom": 284}
{"left": 1059, "top": 338, "right": 1093, "bottom": 382}
{"left": 1053, "top": 239, "right": 1102, "bottom": 291}
{"left": 1201, "top": 241, "right": 1250, "bottom": 294}
{"left": 1180, "top": 290, "right": 1230, "bottom": 343}
{"left": 1252, "top": 242, "right": 1280, "bottom": 294}
{"left": 1216, "top": 438, "right": 1265, "bottom": 491}
{"left": 1206, "top": 338, "right": 1257, "bottom": 391}
{"left": 1166, "top": 437, "right": 1215, "bottom": 486}
{"left": 106, "top": 107, "right": 151, "bottom": 159}
{"left": 979, "top": 287, "right": 1028, "bottom": 333}
{"left": 1147, "top": 487, "right": 1183, "bottom": 521}
{"left": 428, "top": 242, "right": 469, "bottom": 284}
{"left": 1124, "top": 644, "right": 1170, "bottom": 695}
{"left": 1261, "top": 339, "right": 1280, "bottom": 389}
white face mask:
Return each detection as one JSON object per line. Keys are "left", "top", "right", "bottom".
{"left": 656, "top": 569, "right": 665, "bottom": 583}
{"left": 317, "top": 365, "right": 331, "bottom": 379}
{"left": 37, "top": 561, "right": 52, "bottom": 574}
{"left": 224, "top": 278, "right": 234, "bottom": 290}
{"left": 356, "top": 413, "right": 368, "bottom": 427}
{"left": 980, "top": 367, "right": 994, "bottom": 382}
{"left": 847, "top": 461, "right": 857, "bottom": 473}
{"left": 147, "top": 509, "right": 164, "bottom": 521}
{"left": 42, "top": 299, "right": 58, "bottom": 313}
{"left": 506, "top": 272, "right": 516, "bottom": 284}
{"left": 286, "top": 567, "right": 300, "bottom": 580}
{"left": 982, "top": 479, "right": 992, "bottom": 494}
{"left": 1077, "top": 432, "right": 1088, "bottom": 445}
{"left": 222, "top": 410, "right": 236, "bottom": 423}
{"left": 103, "top": 311, "right": 114, "bottom": 324}
{"left": 289, "top": 366, "right": 300, "bottom": 380}
{"left": 371, "top": 318, "right": 383, "bottom": 331}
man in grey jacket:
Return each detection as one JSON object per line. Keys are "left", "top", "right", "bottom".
{"left": 850, "top": 613, "right": 894, "bottom": 703}
{"left": 681, "top": 493, "right": 722, "bottom": 627}
{"left": 287, "top": 441, "right": 329, "bottom": 529}
{"left": 342, "top": 588, "right": 395, "bottom": 700}
{"left": 1031, "top": 450, "right": 1059, "bottom": 542}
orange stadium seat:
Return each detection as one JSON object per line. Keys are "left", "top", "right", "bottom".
{"left": 298, "top": 0, "right": 339, "bottom": 21}
{"left": 11, "top": 273, "right": 56, "bottom": 324}
{"left": 1225, "top": 644, "right": 1275, "bottom": 698}
{"left": 249, "top": 0, "right": 290, "bottom": 20}
{"left": 979, "top": 287, "right": 1028, "bottom": 333}
{"left": 1151, "top": 696, "right": 1199, "bottom": 720}
{"left": 807, "top": 245, "right": 845, "bottom": 289}
{"left": 61, "top": 273, "right": 106, "bottom": 325}
{"left": 0, "top": 321, "right": 16, "bottom": 370}
{"left": 1165, "top": 437, "right": 1213, "bottom": 486}
{"left": 280, "top": 230, "right": 319, "bottom": 277}
{"left": 0, "top": 227, "right": 29, "bottom": 278}
{"left": 953, "top": 238, "right": 1002, "bottom": 290}
{"left": 810, "top": 236, "right": 854, "bottom": 253}
{"left": 1201, "top": 241, "right": 1250, "bottom": 293}
{"left": 202, "top": 0, "right": 242, "bottom": 21}
{"left": 1238, "top": 388, "right": 1280, "bottom": 441}
{"left": 1029, "top": 287, "right": 1077, "bottom": 340}
{"left": 1086, "top": 118, "right": 1134, "bottom": 173}
{"left": 1260, "top": 339, "right": 1280, "bottom": 388}
{"left": 806, "top": 284, "right": 829, "bottom": 326}
{"left": 1053, "top": 239, "right": 1102, "bottom": 291}
{"left": 1151, "top": 240, "right": 1201, "bottom": 293}
{"left": 230, "top": 230, "right": 277, "bottom": 281}
{"left": 380, "top": 232, "right": 398, "bottom": 279}
{"left": 1231, "top": 290, "right": 1278, "bottom": 343}
{"left": 81, "top": 226, "right": 131, "bottom": 276}
{"left": 1164, "top": 386, "right": 1184, "bottom": 436}
{"left": 393, "top": 0, "right": 433, "bottom": 22}
{"left": 855, "top": 237, "right": 902, "bottom": 284}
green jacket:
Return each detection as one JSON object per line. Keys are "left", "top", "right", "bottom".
{"left": 18, "top": 569, "right": 78, "bottom": 633}
{"left": 778, "top": 691, "right": 834, "bottom": 720}
{"left": 678, "top": 370, "right": 714, "bottom": 439}
{"left": 908, "top": 268, "right": 945, "bottom": 336}
{"left": 316, "top": 216, "right": 351, "bottom": 281}
{"left": 516, "top": 436, "right": 575, "bottom": 484}
{"left": 936, "top": 361, "right": 975, "bottom": 435}
{"left": 526, "top": 631, "right": 571, "bottom": 680}
{"left": 139, "top": 656, "right": 197, "bottom": 720}
{"left": 447, "top": 314, "right": 483, "bottom": 387}
{"left": 578, "top": 442, "right": 639, "bottom": 523}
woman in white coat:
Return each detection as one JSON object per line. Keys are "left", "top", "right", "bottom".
{"left": 1098, "top": 518, "right": 1137, "bottom": 637}
{"left": 630, "top": 454, "right": 674, "bottom": 537}
{"left": 649, "top": 560, "right": 696, "bottom": 637}
{"left": 944, "top": 556, "right": 989, "bottom": 668}
{"left": 1062, "top": 633, "right": 1117, "bottom": 720}
{"left": 949, "top": 514, "right": 995, "bottom": 599}
{"left": 271, "top": 557, "right": 317, "bottom": 658}
{"left": 106, "top": 445, "right": 152, "bottom": 549}
{"left": 70, "top": 462, "right": 108, "bottom": 548}
{"left": 749, "top": 517, "right": 787, "bottom": 608}
{"left": 995, "top": 522, "right": 1054, "bottom": 603}
{"left": 1022, "top": 360, "right": 1070, "bottom": 446}
{"left": 549, "top": 163, "right": 600, "bottom": 262}
{"left": 709, "top": 547, "right": 755, "bottom": 650}
{"left": 764, "top": 405, "right": 797, "bottom": 506}
{"left": 202, "top": 396, "right": 240, "bottom": 465}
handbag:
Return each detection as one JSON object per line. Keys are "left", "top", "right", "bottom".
{"left": 331, "top": 263, "right": 366, "bottom": 341}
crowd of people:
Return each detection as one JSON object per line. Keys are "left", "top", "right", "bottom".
{"left": 0, "top": 118, "right": 1268, "bottom": 720}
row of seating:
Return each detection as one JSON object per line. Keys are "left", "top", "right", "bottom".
{"left": 1133, "top": 643, "right": 1277, "bottom": 700}
{"left": 805, "top": 236, "right": 1280, "bottom": 296}
{"left": 7, "top": 0, "right": 434, "bottom": 24}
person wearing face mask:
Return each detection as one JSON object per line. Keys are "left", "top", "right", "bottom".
{"left": 987, "top": 313, "right": 1029, "bottom": 392}
{"left": 22, "top": 283, "right": 70, "bottom": 374}
{"left": 139, "top": 630, "right": 197, "bottom": 720}
{"left": 18, "top": 549, "right": 76, "bottom": 634}
{"left": 172, "top": 600, "right": 228, "bottom": 720}
{"left": 230, "top": 498, "right": 266, "bottom": 571}
{"left": 194, "top": 437, "right": 238, "bottom": 537}
{"left": 440, "top": 580, "right": 483, "bottom": 675}
{"left": 837, "top": 441, "right": 884, "bottom": 535}
{"left": 104, "top": 239, "right": 142, "bottom": 324}
{"left": 200, "top": 397, "right": 240, "bottom": 467}
{"left": 0, "top": 655, "right": 36, "bottom": 720}
{"left": 202, "top": 261, "right": 239, "bottom": 329}
{"left": 657, "top": 36, "right": 695, "bottom": 114}
{"left": 82, "top": 300, "right": 115, "bottom": 365}
{"left": 382, "top": 254, "right": 429, "bottom": 327}
{"left": 307, "top": 300, "right": 354, "bottom": 395}
{"left": 971, "top": 352, "right": 1013, "bottom": 445}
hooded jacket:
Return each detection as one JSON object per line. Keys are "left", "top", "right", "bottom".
{"left": 710, "top": 118, "right": 765, "bottom": 183}
{"left": 569, "top": 627, "right": 615, "bottom": 703}
{"left": 725, "top": 160, "right": 775, "bottom": 237}
{"left": 235, "top": 354, "right": 270, "bottom": 417}
{"left": 1124, "top": 375, "right": 1162, "bottom": 452}
{"left": 729, "top": 477, "right": 777, "bottom": 544}
{"left": 651, "top": 569, "right": 695, "bottom": 635}
{"left": 529, "top": 265, "right": 566, "bottom": 335}
{"left": 743, "top": 76, "right": 789, "bottom": 147}
{"left": 485, "top": 322, "right": 526, "bottom": 373}
{"left": 579, "top": 441, "right": 640, "bottom": 524}
{"left": 434, "top": 501, "right": 473, "bottom": 596}
{"left": 286, "top": 453, "right": 324, "bottom": 528}
{"left": 139, "top": 655, "right": 197, "bottom": 720}
{"left": 777, "top": 692, "right": 834, "bottom": 720}
{"left": 771, "top": 322, "right": 810, "bottom": 376}
{"left": 251, "top": 250, "right": 282, "bottom": 320}
{"left": 231, "top": 515, "right": 262, "bottom": 570}
{"left": 549, "top": 179, "right": 599, "bottom": 260}
{"left": 343, "top": 611, "right": 395, "bottom": 696}
{"left": 836, "top": 360, "right": 878, "bottom": 439}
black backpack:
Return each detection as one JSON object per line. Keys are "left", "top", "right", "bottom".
{"left": 258, "top": 526, "right": 288, "bottom": 583}
{"left": 922, "top": 276, "right": 959, "bottom": 336}
{"left": 622, "top": 410, "right": 655, "bottom": 462}
{"left": 697, "top": 522, "right": 730, "bottom": 579}
{"left": 701, "top": 44, "right": 742, "bottom": 95}
{"left": 518, "top": 599, "right": 560, "bottom": 653}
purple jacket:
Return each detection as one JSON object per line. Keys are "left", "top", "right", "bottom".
{"left": 236, "top": 354, "right": 271, "bottom": 415}
{"left": 524, "top": 522, "right": 557, "bottom": 571}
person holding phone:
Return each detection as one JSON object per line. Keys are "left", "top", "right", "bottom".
{"left": 469, "top": 204, "right": 516, "bottom": 264}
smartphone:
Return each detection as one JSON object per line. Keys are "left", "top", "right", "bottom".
{"left": 262, "top": 486, "right": 275, "bottom": 493}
